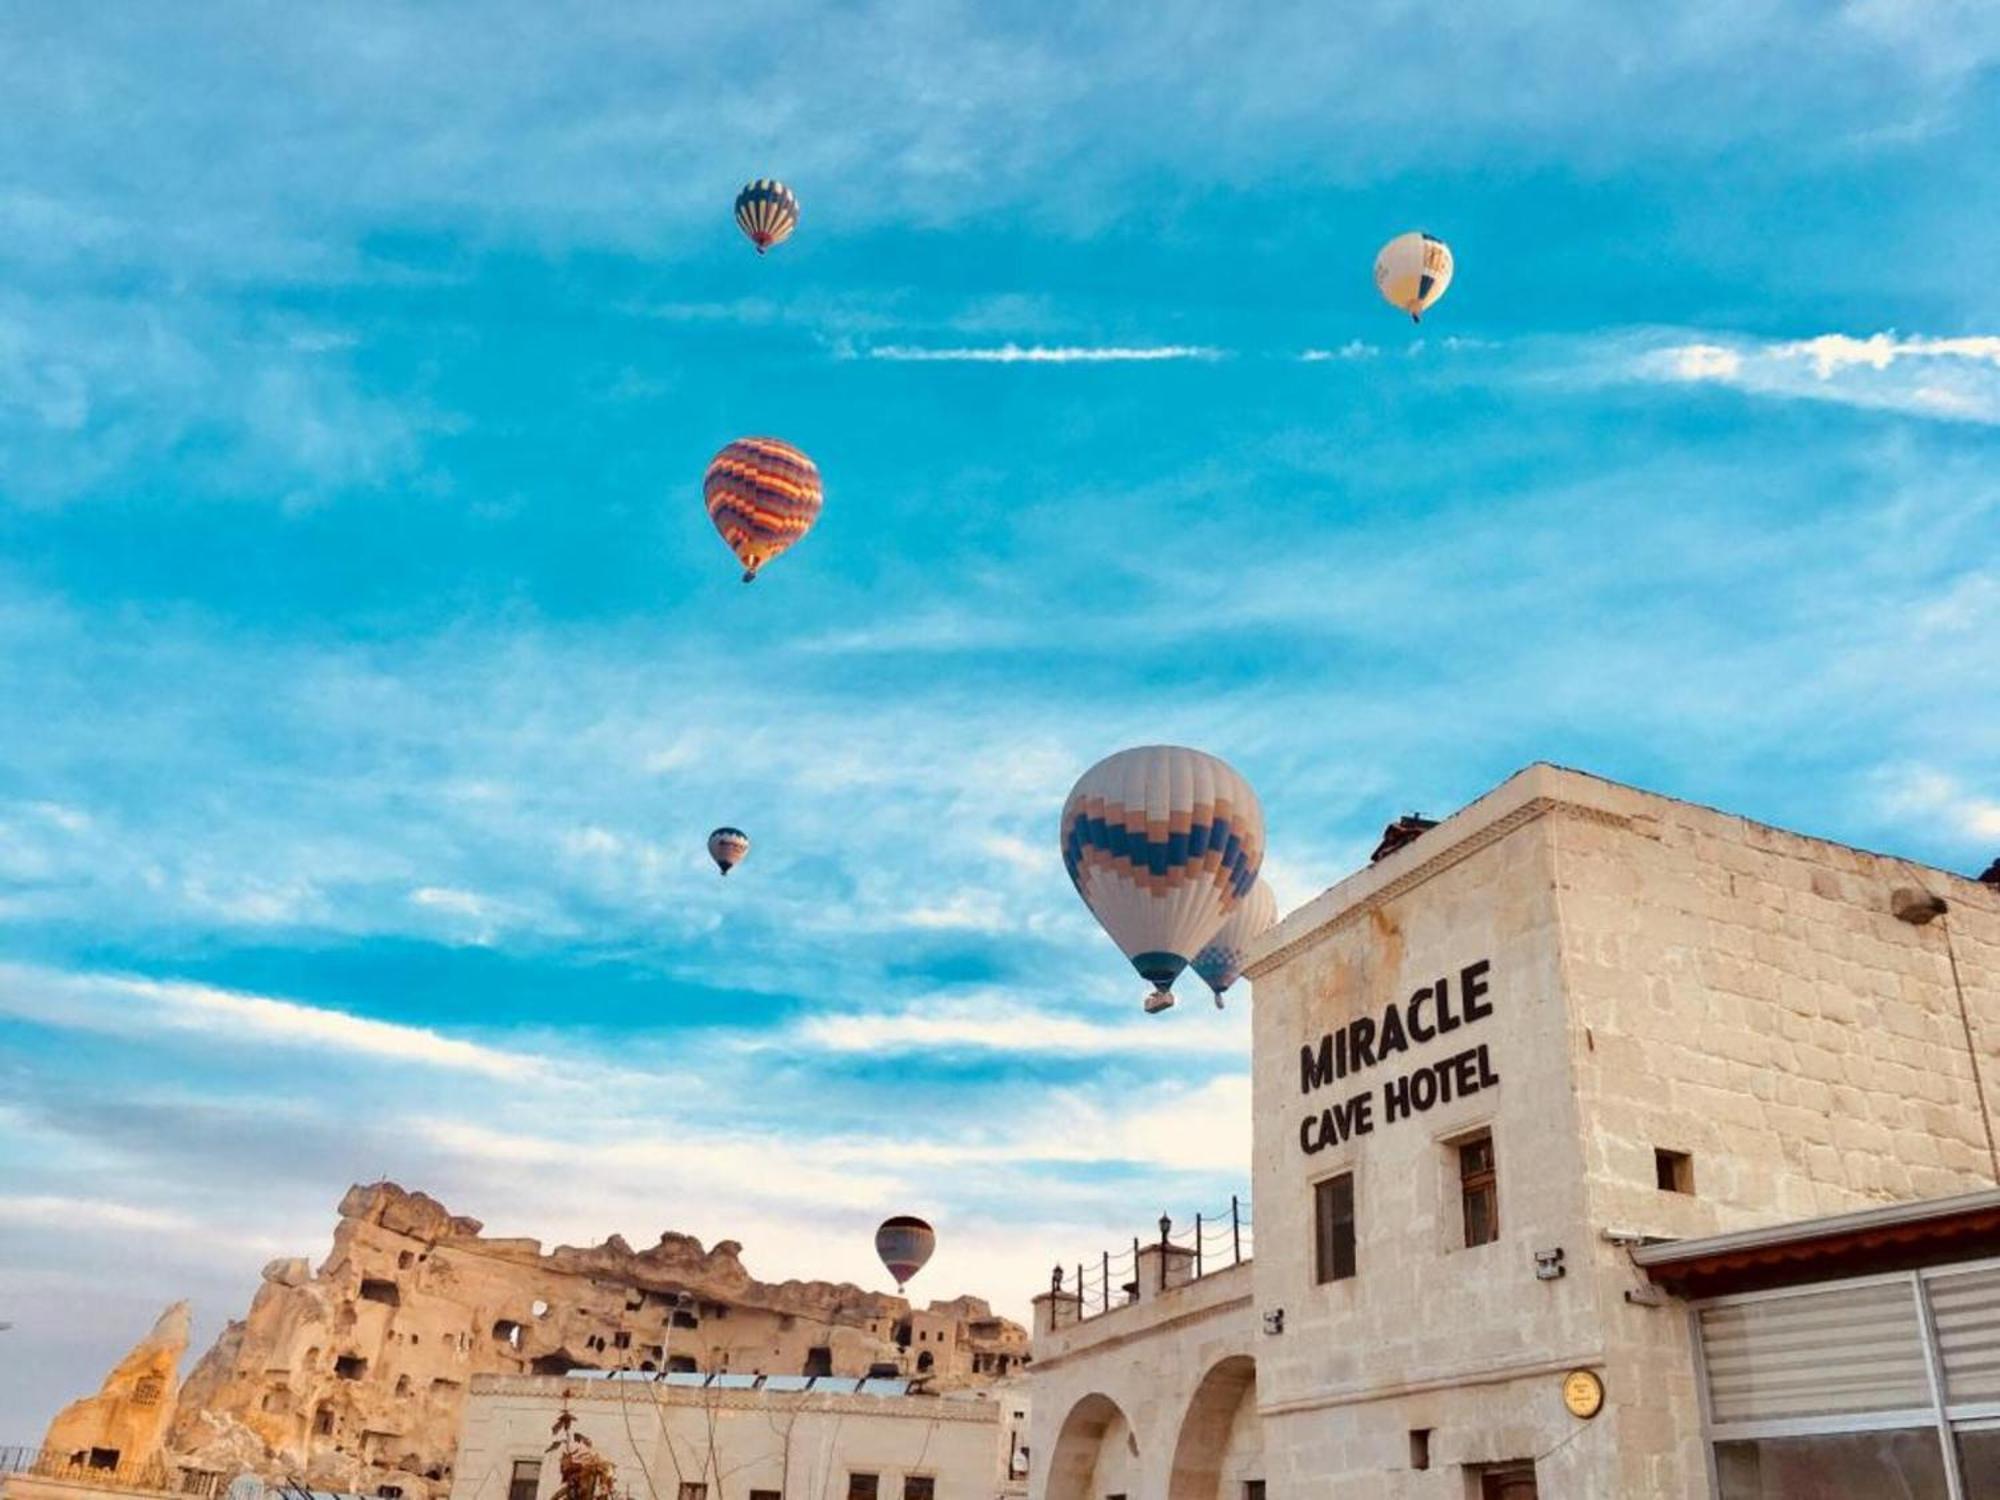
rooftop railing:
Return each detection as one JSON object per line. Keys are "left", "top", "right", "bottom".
{"left": 0, "top": 1448, "right": 216, "bottom": 1498}
{"left": 1052, "top": 1196, "right": 1252, "bottom": 1323}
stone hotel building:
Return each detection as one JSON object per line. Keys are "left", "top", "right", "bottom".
{"left": 1025, "top": 764, "right": 2000, "bottom": 1499}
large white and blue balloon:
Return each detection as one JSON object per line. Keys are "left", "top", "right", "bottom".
{"left": 1061, "top": 745, "right": 1266, "bottom": 1014}
{"left": 1191, "top": 879, "right": 1277, "bottom": 1009}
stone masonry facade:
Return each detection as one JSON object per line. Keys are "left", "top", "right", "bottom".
{"left": 1029, "top": 763, "right": 1998, "bottom": 1499}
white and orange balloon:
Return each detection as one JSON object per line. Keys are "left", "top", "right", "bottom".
{"left": 1060, "top": 746, "right": 1266, "bottom": 1014}
{"left": 1374, "top": 231, "right": 1454, "bottom": 321}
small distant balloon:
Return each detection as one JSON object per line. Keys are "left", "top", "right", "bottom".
{"left": 1191, "top": 880, "right": 1277, "bottom": 1009}
{"left": 703, "top": 437, "right": 824, "bottom": 582}
{"left": 1060, "top": 745, "right": 1266, "bottom": 1014}
{"left": 735, "top": 179, "right": 799, "bottom": 254}
{"left": 707, "top": 827, "right": 750, "bottom": 876}
{"left": 1374, "top": 231, "right": 1453, "bottom": 322}
{"left": 876, "top": 1215, "right": 935, "bottom": 1288}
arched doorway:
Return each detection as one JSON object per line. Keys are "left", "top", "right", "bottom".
{"left": 1046, "top": 1393, "right": 1138, "bottom": 1500}
{"left": 1167, "top": 1356, "right": 1259, "bottom": 1500}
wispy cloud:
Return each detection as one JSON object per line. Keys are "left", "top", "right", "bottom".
{"left": 1637, "top": 330, "right": 2000, "bottom": 423}
{"left": 861, "top": 344, "right": 1225, "bottom": 363}
{"left": 0, "top": 1195, "right": 194, "bottom": 1234}
{"left": 1298, "top": 341, "right": 1379, "bottom": 362}
{"left": 1869, "top": 768, "right": 2000, "bottom": 845}
{"left": 787, "top": 997, "right": 1249, "bottom": 1058}
{"left": 0, "top": 964, "right": 545, "bottom": 1080}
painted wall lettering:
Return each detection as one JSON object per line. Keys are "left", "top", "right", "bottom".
{"left": 1296, "top": 959, "right": 1499, "bottom": 1152}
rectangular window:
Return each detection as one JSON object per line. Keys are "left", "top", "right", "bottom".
{"left": 847, "top": 1476, "right": 879, "bottom": 1500}
{"left": 750, "top": 1491, "right": 781, "bottom": 1500}
{"left": 1715, "top": 1431, "right": 1945, "bottom": 1499}
{"left": 1474, "top": 1466, "right": 1538, "bottom": 1500}
{"left": 1698, "top": 1281, "right": 1931, "bottom": 1424}
{"left": 678, "top": 1486, "right": 706, "bottom": 1500}
{"left": 1655, "top": 1149, "right": 1694, "bottom": 1194}
{"left": 1242, "top": 1482, "right": 1265, "bottom": 1500}
{"left": 902, "top": 1478, "right": 934, "bottom": 1500}
{"left": 1313, "top": 1173, "right": 1356, "bottom": 1284}
{"left": 1459, "top": 1133, "right": 1499, "bottom": 1248}
{"left": 508, "top": 1460, "right": 542, "bottom": 1500}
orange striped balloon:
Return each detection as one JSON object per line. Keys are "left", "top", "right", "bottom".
{"left": 702, "top": 437, "right": 823, "bottom": 582}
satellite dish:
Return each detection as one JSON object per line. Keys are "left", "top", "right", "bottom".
{"left": 227, "top": 1475, "right": 266, "bottom": 1500}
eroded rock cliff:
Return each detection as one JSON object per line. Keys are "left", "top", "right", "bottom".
{"left": 49, "top": 1183, "right": 1027, "bottom": 1500}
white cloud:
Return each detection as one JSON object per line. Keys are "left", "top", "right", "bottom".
{"left": 1776, "top": 334, "right": 2000, "bottom": 378}
{"left": 1663, "top": 343, "right": 1743, "bottom": 380}
{"left": 788, "top": 995, "right": 1249, "bottom": 1058}
{"left": 0, "top": 1195, "right": 194, "bottom": 1234}
{"left": 0, "top": 964, "right": 545, "bottom": 1080}
{"left": 410, "top": 885, "right": 491, "bottom": 917}
{"left": 862, "top": 344, "right": 1225, "bottom": 364}
{"left": 1639, "top": 330, "right": 2000, "bottom": 423}
{"left": 0, "top": 292, "right": 424, "bottom": 506}
{"left": 1298, "top": 341, "right": 1378, "bottom": 362}
{"left": 1871, "top": 768, "right": 2000, "bottom": 844}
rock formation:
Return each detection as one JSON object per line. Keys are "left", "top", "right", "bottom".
{"left": 46, "top": 1183, "right": 1028, "bottom": 1500}
{"left": 42, "top": 1301, "right": 191, "bottom": 1480}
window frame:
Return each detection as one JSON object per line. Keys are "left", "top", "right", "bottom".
{"left": 1655, "top": 1148, "right": 1695, "bottom": 1195}
{"left": 1312, "top": 1170, "right": 1356, "bottom": 1285}
{"left": 506, "top": 1459, "right": 543, "bottom": 1500}
{"left": 1689, "top": 1256, "right": 2000, "bottom": 1500}
{"left": 1456, "top": 1130, "right": 1499, "bottom": 1249}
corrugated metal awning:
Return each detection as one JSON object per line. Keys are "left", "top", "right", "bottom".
{"left": 1634, "top": 1188, "right": 2000, "bottom": 1299}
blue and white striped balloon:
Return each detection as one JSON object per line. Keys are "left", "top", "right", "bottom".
{"left": 1191, "top": 879, "right": 1277, "bottom": 1008}
{"left": 1060, "top": 746, "right": 1265, "bottom": 1014}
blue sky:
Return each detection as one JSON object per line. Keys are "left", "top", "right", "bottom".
{"left": 3, "top": 0, "right": 1999, "bottom": 1436}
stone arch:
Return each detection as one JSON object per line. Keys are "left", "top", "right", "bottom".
{"left": 1047, "top": 1392, "right": 1138, "bottom": 1500}
{"left": 1166, "top": 1356, "right": 1258, "bottom": 1500}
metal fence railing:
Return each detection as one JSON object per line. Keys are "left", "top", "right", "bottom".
{"left": 1052, "top": 1196, "right": 1253, "bottom": 1322}
{"left": 0, "top": 1447, "right": 217, "bottom": 1497}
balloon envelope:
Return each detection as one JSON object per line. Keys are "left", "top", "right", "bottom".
{"left": 875, "top": 1215, "right": 935, "bottom": 1287}
{"left": 1374, "top": 231, "right": 1453, "bottom": 321}
{"left": 1191, "top": 880, "right": 1277, "bottom": 1006}
{"left": 1060, "top": 745, "right": 1266, "bottom": 1012}
{"left": 704, "top": 437, "right": 823, "bottom": 582}
{"left": 735, "top": 179, "right": 799, "bottom": 254}
{"left": 708, "top": 827, "right": 750, "bottom": 876}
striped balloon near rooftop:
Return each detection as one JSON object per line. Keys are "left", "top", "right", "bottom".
{"left": 1191, "top": 879, "right": 1277, "bottom": 1007}
{"left": 703, "top": 437, "right": 823, "bottom": 581}
{"left": 1060, "top": 745, "right": 1266, "bottom": 1013}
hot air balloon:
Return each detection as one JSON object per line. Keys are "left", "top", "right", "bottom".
{"left": 735, "top": 179, "right": 799, "bottom": 254}
{"left": 1190, "top": 879, "right": 1277, "bottom": 1009}
{"left": 703, "top": 437, "right": 823, "bottom": 582}
{"left": 707, "top": 827, "right": 750, "bottom": 876}
{"left": 875, "top": 1215, "right": 935, "bottom": 1288}
{"left": 1374, "top": 231, "right": 1453, "bottom": 322}
{"left": 1060, "top": 746, "right": 1266, "bottom": 1014}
